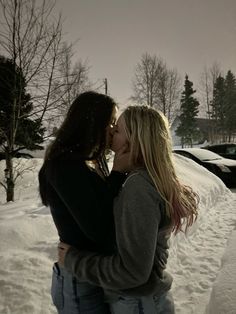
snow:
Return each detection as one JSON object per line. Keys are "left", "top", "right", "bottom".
{"left": 0, "top": 156, "right": 235, "bottom": 314}
{"left": 205, "top": 230, "right": 236, "bottom": 314}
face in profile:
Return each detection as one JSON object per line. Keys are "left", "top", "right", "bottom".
{"left": 111, "top": 114, "right": 129, "bottom": 153}
{"left": 105, "top": 106, "right": 118, "bottom": 149}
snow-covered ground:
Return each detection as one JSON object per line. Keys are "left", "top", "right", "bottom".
{"left": 0, "top": 156, "right": 235, "bottom": 314}
{"left": 205, "top": 228, "right": 236, "bottom": 314}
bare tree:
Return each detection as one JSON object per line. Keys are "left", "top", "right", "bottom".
{"left": 0, "top": 158, "right": 37, "bottom": 193}
{"left": 0, "top": 0, "right": 90, "bottom": 201}
{"left": 157, "top": 62, "right": 181, "bottom": 122}
{"left": 199, "top": 62, "right": 222, "bottom": 119}
{"left": 132, "top": 53, "right": 160, "bottom": 107}
{"left": 199, "top": 62, "right": 222, "bottom": 143}
{"left": 167, "top": 68, "right": 181, "bottom": 123}
{"left": 132, "top": 53, "right": 181, "bottom": 122}
{"left": 53, "top": 42, "right": 91, "bottom": 121}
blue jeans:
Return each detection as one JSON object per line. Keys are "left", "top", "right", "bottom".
{"left": 109, "top": 292, "right": 175, "bottom": 314}
{"left": 51, "top": 262, "right": 110, "bottom": 314}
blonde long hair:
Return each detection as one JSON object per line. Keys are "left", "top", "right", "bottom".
{"left": 122, "top": 105, "right": 199, "bottom": 234}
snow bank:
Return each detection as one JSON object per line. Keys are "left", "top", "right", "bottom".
{"left": 205, "top": 229, "right": 236, "bottom": 314}
{"left": 168, "top": 155, "right": 236, "bottom": 313}
{"left": 0, "top": 158, "right": 58, "bottom": 314}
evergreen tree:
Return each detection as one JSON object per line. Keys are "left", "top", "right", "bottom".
{"left": 176, "top": 75, "right": 200, "bottom": 147}
{"left": 0, "top": 56, "right": 45, "bottom": 201}
{"left": 224, "top": 70, "right": 236, "bottom": 141}
{"left": 0, "top": 56, "right": 45, "bottom": 154}
{"left": 210, "top": 75, "right": 226, "bottom": 139}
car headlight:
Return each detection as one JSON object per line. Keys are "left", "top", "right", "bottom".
{"left": 216, "top": 164, "right": 231, "bottom": 173}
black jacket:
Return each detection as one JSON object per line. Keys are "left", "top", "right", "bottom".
{"left": 39, "top": 153, "right": 125, "bottom": 254}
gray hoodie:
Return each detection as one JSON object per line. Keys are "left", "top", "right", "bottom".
{"left": 65, "top": 169, "right": 173, "bottom": 297}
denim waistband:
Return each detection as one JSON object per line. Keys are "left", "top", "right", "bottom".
{"left": 53, "top": 262, "right": 99, "bottom": 290}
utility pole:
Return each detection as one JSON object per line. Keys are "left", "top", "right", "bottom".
{"left": 104, "top": 78, "right": 108, "bottom": 95}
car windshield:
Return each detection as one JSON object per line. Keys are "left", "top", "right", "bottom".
{"left": 190, "top": 149, "right": 223, "bottom": 161}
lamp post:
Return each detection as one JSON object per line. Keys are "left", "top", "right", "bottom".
{"left": 104, "top": 78, "right": 108, "bottom": 95}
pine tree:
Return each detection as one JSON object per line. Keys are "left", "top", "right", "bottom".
{"left": 0, "top": 56, "right": 45, "bottom": 153}
{"left": 224, "top": 70, "right": 236, "bottom": 141}
{"left": 210, "top": 75, "right": 226, "bottom": 140}
{"left": 176, "top": 75, "right": 200, "bottom": 147}
{"left": 0, "top": 56, "right": 45, "bottom": 201}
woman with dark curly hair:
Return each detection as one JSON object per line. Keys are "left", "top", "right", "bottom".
{"left": 39, "top": 91, "right": 129, "bottom": 314}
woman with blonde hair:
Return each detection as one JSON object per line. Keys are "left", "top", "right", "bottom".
{"left": 58, "top": 105, "right": 199, "bottom": 313}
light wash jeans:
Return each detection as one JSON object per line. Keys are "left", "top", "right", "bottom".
{"left": 51, "top": 262, "right": 110, "bottom": 314}
{"left": 109, "top": 292, "right": 175, "bottom": 314}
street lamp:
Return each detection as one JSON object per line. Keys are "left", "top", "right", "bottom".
{"left": 104, "top": 78, "right": 108, "bottom": 95}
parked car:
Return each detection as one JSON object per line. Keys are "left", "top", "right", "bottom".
{"left": 173, "top": 148, "right": 236, "bottom": 187}
{"left": 202, "top": 143, "right": 236, "bottom": 160}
